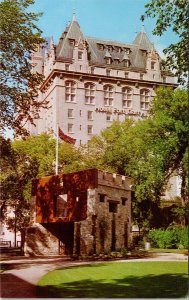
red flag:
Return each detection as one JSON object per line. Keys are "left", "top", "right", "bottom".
{"left": 58, "top": 127, "right": 76, "bottom": 145}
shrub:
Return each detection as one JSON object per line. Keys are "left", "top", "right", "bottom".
{"left": 148, "top": 226, "right": 188, "bottom": 249}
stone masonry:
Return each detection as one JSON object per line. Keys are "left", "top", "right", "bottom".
{"left": 25, "top": 168, "right": 132, "bottom": 256}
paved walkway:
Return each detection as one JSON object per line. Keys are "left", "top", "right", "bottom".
{"left": 0, "top": 252, "right": 188, "bottom": 298}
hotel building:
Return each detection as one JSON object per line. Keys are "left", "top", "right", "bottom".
{"left": 29, "top": 15, "right": 176, "bottom": 146}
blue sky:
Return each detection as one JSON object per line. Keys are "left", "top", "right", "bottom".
{"left": 31, "top": 0, "right": 177, "bottom": 57}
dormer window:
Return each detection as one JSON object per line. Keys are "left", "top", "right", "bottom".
{"left": 98, "top": 44, "right": 104, "bottom": 51}
{"left": 124, "top": 48, "right": 130, "bottom": 54}
{"left": 78, "top": 51, "right": 83, "bottom": 60}
{"left": 107, "top": 45, "right": 113, "bottom": 52}
{"left": 123, "top": 60, "right": 130, "bottom": 67}
{"left": 106, "top": 58, "right": 111, "bottom": 64}
{"left": 114, "top": 57, "right": 119, "bottom": 65}
{"left": 69, "top": 39, "right": 75, "bottom": 45}
{"left": 151, "top": 61, "right": 155, "bottom": 70}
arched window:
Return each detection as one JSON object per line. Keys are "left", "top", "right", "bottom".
{"left": 122, "top": 87, "right": 132, "bottom": 108}
{"left": 85, "top": 83, "right": 95, "bottom": 104}
{"left": 104, "top": 85, "right": 114, "bottom": 106}
{"left": 140, "top": 89, "right": 150, "bottom": 110}
{"left": 65, "top": 81, "right": 76, "bottom": 102}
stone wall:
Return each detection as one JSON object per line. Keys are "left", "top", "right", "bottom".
{"left": 25, "top": 223, "right": 59, "bottom": 256}
{"left": 73, "top": 170, "right": 132, "bottom": 255}
{"left": 26, "top": 169, "right": 132, "bottom": 256}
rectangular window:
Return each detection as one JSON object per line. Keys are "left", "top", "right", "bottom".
{"left": 109, "top": 202, "right": 117, "bottom": 213}
{"left": 78, "top": 51, "right": 83, "bottom": 60}
{"left": 99, "top": 194, "right": 105, "bottom": 202}
{"left": 163, "top": 76, "right": 166, "bottom": 83}
{"left": 106, "top": 113, "right": 112, "bottom": 121}
{"left": 68, "top": 123, "right": 73, "bottom": 133}
{"left": 88, "top": 125, "right": 93, "bottom": 134}
{"left": 140, "top": 73, "right": 144, "bottom": 80}
{"left": 98, "top": 44, "right": 104, "bottom": 51}
{"left": 68, "top": 109, "right": 73, "bottom": 118}
{"left": 125, "top": 72, "right": 129, "bottom": 79}
{"left": 106, "top": 58, "right": 111, "bottom": 65}
{"left": 69, "top": 39, "right": 75, "bottom": 45}
{"left": 151, "top": 62, "right": 155, "bottom": 70}
{"left": 121, "top": 197, "right": 128, "bottom": 206}
{"left": 65, "top": 64, "right": 69, "bottom": 71}
{"left": 91, "top": 67, "right": 95, "bottom": 74}
{"left": 87, "top": 111, "right": 93, "bottom": 120}
{"left": 106, "top": 69, "right": 110, "bottom": 76}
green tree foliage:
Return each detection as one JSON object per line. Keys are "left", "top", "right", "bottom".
{"left": 82, "top": 87, "right": 188, "bottom": 228}
{"left": 0, "top": 0, "right": 47, "bottom": 136}
{"left": 145, "top": 0, "right": 189, "bottom": 83}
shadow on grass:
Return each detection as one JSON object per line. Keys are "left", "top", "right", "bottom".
{"left": 0, "top": 273, "right": 36, "bottom": 298}
{"left": 37, "top": 273, "right": 188, "bottom": 298}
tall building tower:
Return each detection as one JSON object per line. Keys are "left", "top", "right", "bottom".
{"left": 29, "top": 15, "right": 176, "bottom": 146}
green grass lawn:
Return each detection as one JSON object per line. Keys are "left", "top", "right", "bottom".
{"left": 37, "top": 261, "right": 188, "bottom": 298}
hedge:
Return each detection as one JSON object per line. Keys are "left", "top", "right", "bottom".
{"left": 148, "top": 226, "right": 188, "bottom": 249}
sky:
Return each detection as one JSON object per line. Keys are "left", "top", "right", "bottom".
{"left": 30, "top": 0, "right": 178, "bottom": 58}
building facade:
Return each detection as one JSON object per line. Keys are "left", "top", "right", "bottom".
{"left": 25, "top": 169, "right": 132, "bottom": 256}
{"left": 29, "top": 15, "right": 176, "bottom": 146}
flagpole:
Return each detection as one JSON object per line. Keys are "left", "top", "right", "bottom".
{"left": 55, "top": 123, "right": 58, "bottom": 175}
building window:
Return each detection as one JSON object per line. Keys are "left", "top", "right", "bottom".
{"left": 91, "top": 67, "right": 95, "bottom": 74}
{"left": 69, "top": 39, "right": 75, "bottom": 45}
{"left": 121, "top": 197, "right": 128, "bottom": 206}
{"left": 104, "top": 85, "right": 114, "bottom": 106}
{"left": 125, "top": 72, "right": 129, "bottom": 79}
{"left": 140, "top": 73, "right": 144, "bottom": 80}
{"left": 65, "top": 81, "right": 76, "bottom": 102}
{"left": 65, "top": 64, "right": 69, "bottom": 71}
{"left": 122, "top": 87, "right": 132, "bottom": 108}
{"left": 68, "top": 123, "right": 73, "bottom": 133}
{"left": 163, "top": 76, "right": 166, "bottom": 83}
{"left": 105, "top": 57, "right": 111, "bottom": 65}
{"left": 140, "top": 89, "right": 150, "bottom": 110}
{"left": 106, "top": 113, "right": 112, "bottom": 121}
{"left": 80, "top": 125, "right": 82, "bottom": 130}
{"left": 99, "top": 194, "right": 105, "bottom": 202}
{"left": 151, "top": 61, "right": 155, "bottom": 70}
{"left": 123, "top": 60, "right": 130, "bottom": 67}
{"left": 78, "top": 51, "right": 83, "bottom": 60}
{"left": 68, "top": 109, "right": 74, "bottom": 118}
{"left": 85, "top": 83, "right": 95, "bottom": 104}
{"left": 80, "top": 110, "right": 82, "bottom": 117}
{"left": 88, "top": 125, "right": 93, "bottom": 134}
{"left": 87, "top": 111, "right": 93, "bottom": 120}
{"left": 98, "top": 44, "right": 104, "bottom": 51}
{"left": 106, "top": 69, "right": 110, "bottom": 76}
{"left": 109, "top": 202, "right": 118, "bottom": 213}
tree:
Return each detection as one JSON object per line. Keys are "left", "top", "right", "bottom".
{"left": 81, "top": 87, "right": 188, "bottom": 228}
{"left": 0, "top": 0, "right": 47, "bottom": 136}
{"left": 145, "top": 0, "right": 189, "bottom": 83}
{"left": 0, "top": 133, "right": 82, "bottom": 235}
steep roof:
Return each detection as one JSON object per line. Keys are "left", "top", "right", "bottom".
{"left": 56, "top": 15, "right": 86, "bottom": 59}
{"left": 86, "top": 37, "right": 146, "bottom": 69}
{"left": 133, "top": 30, "right": 153, "bottom": 51}
{"left": 55, "top": 17, "right": 155, "bottom": 70}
